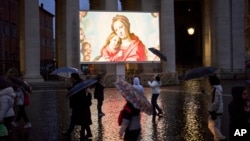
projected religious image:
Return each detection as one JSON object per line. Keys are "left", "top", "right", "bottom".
{"left": 79, "top": 11, "right": 160, "bottom": 63}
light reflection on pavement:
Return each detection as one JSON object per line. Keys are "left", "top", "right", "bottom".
{"left": 10, "top": 79, "right": 239, "bottom": 141}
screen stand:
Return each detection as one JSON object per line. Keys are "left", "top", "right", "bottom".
{"left": 116, "top": 63, "right": 125, "bottom": 80}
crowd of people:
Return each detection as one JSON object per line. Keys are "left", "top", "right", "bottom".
{"left": 0, "top": 76, "right": 32, "bottom": 141}
{"left": 1, "top": 72, "right": 250, "bottom": 141}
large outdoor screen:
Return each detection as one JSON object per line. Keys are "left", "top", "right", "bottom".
{"left": 79, "top": 11, "right": 160, "bottom": 63}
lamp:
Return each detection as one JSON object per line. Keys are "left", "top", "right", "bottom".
{"left": 187, "top": 27, "right": 195, "bottom": 35}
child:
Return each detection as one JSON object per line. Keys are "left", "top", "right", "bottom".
{"left": 98, "top": 32, "right": 123, "bottom": 62}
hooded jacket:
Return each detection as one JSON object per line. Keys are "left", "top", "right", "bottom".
{"left": 208, "top": 85, "right": 223, "bottom": 114}
{"left": 133, "top": 77, "right": 144, "bottom": 95}
{"left": 148, "top": 80, "right": 162, "bottom": 94}
{"left": 0, "top": 87, "right": 16, "bottom": 121}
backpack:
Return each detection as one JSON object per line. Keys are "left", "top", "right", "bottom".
{"left": 23, "top": 92, "right": 30, "bottom": 106}
{"left": 118, "top": 106, "right": 131, "bottom": 126}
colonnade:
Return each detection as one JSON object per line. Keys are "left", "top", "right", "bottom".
{"left": 18, "top": 0, "right": 245, "bottom": 82}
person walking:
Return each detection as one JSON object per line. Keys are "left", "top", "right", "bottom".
{"left": 11, "top": 81, "right": 32, "bottom": 128}
{"left": 62, "top": 73, "right": 92, "bottom": 141}
{"left": 207, "top": 75, "right": 226, "bottom": 141}
{"left": 148, "top": 75, "right": 163, "bottom": 117}
{"left": 228, "top": 86, "right": 250, "bottom": 141}
{"left": 94, "top": 76, "right": 105, "bottom": 118}
{"left": 133, "top": 77, "right": 144, "bottom": 95}
{"left": 0, "top": 84, "right": 16, "bottom": 139}
{"left": 119, "top": 101, "right": 141, "bottom": 141}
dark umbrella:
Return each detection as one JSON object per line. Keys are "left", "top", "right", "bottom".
{"left": 66, "top": 78, "right": 97, "bottom": 98}
{"left": 0, "top": 76, "right": 12, "bottom": 89}
{"left": 148, "top": 47, "right": 167, "bottom": 62}
{"left": 9, "top": 77, "right": 32, "bottom": 93}
{"left": 182, "top": 67, "right": 217, "bottom": 80}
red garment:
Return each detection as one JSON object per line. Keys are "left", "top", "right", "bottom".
{"left": 100, "top": 33, "right": 147, "bottom": 62}
{"left": 120, "top": 33, "right": 147, "bottom": 61}
{"left": 101, "top": 47, "right": 123, "bottom": 62}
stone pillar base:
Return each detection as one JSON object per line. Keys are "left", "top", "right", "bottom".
{"left": 23, "top": 74, "right": 44, "bottom": 82}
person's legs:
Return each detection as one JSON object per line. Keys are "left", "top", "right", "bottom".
{"left": 15, "top": 105, "right": 23, "bottom": 122}
{"left": 124, "top": 128, "right": 141, "bottom": 141}
{"left": 151, "top": 94, "right": 158, "bottom": 115}
{"left": 213, "top": 116, "right": 225, "bottom": 140}
{"left": 80, "top": 126, "right": 86, "bottom": 141}
{"left": 154, "top": 94, "right": 162, "bottom": 114}
{"left": 85, "top": 125, "right": 92, "bottom": 138}
{"left": 97, "top": 99, "right": 103, "bottom": 114}
{"left": 208, "top": 116, "right": 225, "bottom": 141}
{"left": 62, "top": 114, "right": 76, "bottom": 136}
{"left": 3, "top": 116, "right": 14, "bottom": 132}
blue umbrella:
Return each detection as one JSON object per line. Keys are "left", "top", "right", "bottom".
{"left": 182, "top": 67, "right": 217, "bottom": 80}
{"left": 66, "top": 78, "right": 97, "bottom": 98}
{"left": 50, "top": 67, "right": 79, "bottom": 78}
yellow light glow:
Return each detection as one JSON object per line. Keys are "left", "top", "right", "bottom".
{"left": 187, "top": 27, "right": 195, "bottom": 35}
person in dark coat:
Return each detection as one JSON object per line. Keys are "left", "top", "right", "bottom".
{"left": 228, "top": 86, "right": 250, "bottom": 141}
{"left": 62, "top": 73, "right": 92, "bottom": 141}
{"left": 94, "top": 76, "right": 105, "bottom": 118}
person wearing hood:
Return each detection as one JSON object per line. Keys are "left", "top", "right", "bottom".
{"left": 0, "top": 85, "right": 16, "bottom": 135}
{"left": 228, "top": 86, "right": 250, "bottom": 141}
{"left": 207, "top": 75, "right": 226, "bottom": 141}
{"left": 133, "top": 77, "right": 144, "bottom": 95}
{"left": 148, "top": 75, "right": 163, "bottom": 117}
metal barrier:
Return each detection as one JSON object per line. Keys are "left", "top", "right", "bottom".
{"left": 96, "top": 72, "right": 179, "bottom": 88}
{"left": 218, "top": 69, "right": 248, "bottom": 80}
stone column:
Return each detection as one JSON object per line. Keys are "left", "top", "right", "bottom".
{"left": 141, "top": 0, "right": 158, "bottom": 11}
{"left": 105, "top": 0, "right": 118, "bottom": 10}
{"left": 56, "top": 0, "right": 80, "bottom": 69}
{"left": 161, "top": 0, "right": 176, "bottom": 72}
{"left": 19, "top": 0, "right": 43, "bottom": 82}
{"left": 202, "top": 0, "right": 212, "bottom": 66}
{"left": 231, "top": 0, "right": 245, "bottom": 69}
{"left": 120, "top": 0, "right": 141, "bottom": 11}
{"left": 211, "top": 0, "right": 231, "bottom": 69}
{"left": 55, "top": 0, "right": 67, "bottom": 68}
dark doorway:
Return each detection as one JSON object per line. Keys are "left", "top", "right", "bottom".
{"left": 175, "top": 0, "right": 202, "bottom": 68}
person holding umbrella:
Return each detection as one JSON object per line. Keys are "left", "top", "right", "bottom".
{"left": 148, "top": 75, "right": 163, "bottom": 117}
{"left": 62, "top": 73, "right": 92, "bottom": 141}
{"left": 10, "top": 78, "right": 32, "bottom": 129}
{"left": 207, "top": 75, "right": 226, "bottom": 141}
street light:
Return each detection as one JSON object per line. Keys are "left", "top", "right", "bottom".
{"left": 187, "top": 27, "right": 195, "bottom": 35}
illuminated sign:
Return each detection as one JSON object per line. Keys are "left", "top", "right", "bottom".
{"left": 80, "top": 11, "right": 160, "bottom": 63}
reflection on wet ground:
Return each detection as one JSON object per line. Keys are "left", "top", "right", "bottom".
{"left": 9, "top": 79, "right": 239, "bottom": 141}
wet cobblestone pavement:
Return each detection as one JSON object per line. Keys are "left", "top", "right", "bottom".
{"left": 8, "top": 79, "right": 245, "bottom": 141}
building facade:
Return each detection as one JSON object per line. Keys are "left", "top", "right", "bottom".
{"left": 1, "top": 0, "right": 249, "bottom": 82}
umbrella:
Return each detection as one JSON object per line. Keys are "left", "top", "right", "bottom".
{"left": 148, "top": 47, "right": 167, "bottom": 62}
{"left": 66, "top": 78, "right": 97, "bottom": 98}
{"left": 182, "top": 66, "right": 217, "bottom": 80}
{"left": 0, "top": 76, "right": 12, "bottom": 89}
{"left": 115, "top": 79, "right": 153, "bottom": 115}
{"left": 50, "top": 67, "right": 80, "bottom": 78}
{"left": 9, "top": 77, "right": 32, "bottom": 93}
